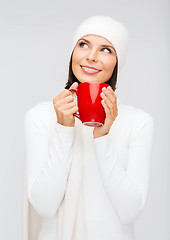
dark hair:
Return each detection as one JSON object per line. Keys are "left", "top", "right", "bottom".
{"left": 65, "top": 52, "right": 118, "bottom": 91}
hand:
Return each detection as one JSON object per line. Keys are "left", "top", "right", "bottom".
{"left": 93, "top": 86, "right": 118, "bottom": 138}
{"left": 53, "top": 82, "right": 78, "bottom": 127}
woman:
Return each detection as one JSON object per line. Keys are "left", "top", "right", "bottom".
{"left": 24, "top": 16, "right": 154, "bottom": 240}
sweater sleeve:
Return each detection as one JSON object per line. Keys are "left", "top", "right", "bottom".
{"left": 93, "top": 109, "right": 154, "bottom": 224}
{"left": 24, "top": 106, "right": 74, "bottom": 218}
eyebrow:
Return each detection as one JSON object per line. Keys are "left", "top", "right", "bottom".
{"left": 78, "top": 38, "right": 115, "bottom": 50}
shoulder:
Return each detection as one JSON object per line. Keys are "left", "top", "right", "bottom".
{"left": 25, "top": 100, "right": 54, "bottom": 118}
{"left": 118, "top": 103, "right": 154, "bottom": 126}
{"left": 24, "top": 100, "right": 56, "bottom": 132}
{"left": 118, "top": 103, "right": 154, "bottom": 140}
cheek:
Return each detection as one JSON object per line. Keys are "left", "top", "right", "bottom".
{"left": 72, "top": 51, "right": 81, "bottom": 76}
{"left": 72, "top": 49, "right": 81, "bottom": 64}
{"left": 105, "top": 58, "right": 116, "bottom": 73}
{"left": 72, "top": 52, "right": 77, "bottom": 66}
{"left": 105, "top": 63, "right": 115, "bottom": 75}
{"left": 72, "top": 53, "right": 79, "bottom": 73}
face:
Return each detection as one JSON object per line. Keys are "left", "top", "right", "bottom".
{"left": 72, "top": 34, "right": 117, "bottom": 84}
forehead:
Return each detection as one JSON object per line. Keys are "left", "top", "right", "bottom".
{"left": 80, "top": 34, "right": 113, "bottom": 46}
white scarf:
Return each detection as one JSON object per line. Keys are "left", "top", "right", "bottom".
{"left": 57, "top": 117, "right": 86, "bottom": 240}
{"left": 22, "top": 107, "right": 86, "bottom": 240}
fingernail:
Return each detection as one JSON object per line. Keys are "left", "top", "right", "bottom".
{"left": 102, "top": 87, "right": 107, "bottom": 92}
{"left": 107, "top": 86, "right": 112, "bottom": 91}
{"left": 100, "top": 92, "right": 105, "bottom": 98}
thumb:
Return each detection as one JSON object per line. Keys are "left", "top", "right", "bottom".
{"left": 69, "top": 82, "right": 78, "bottom": 90}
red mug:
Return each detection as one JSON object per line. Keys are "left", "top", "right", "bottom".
{"left": 69, "top": 82, "right": 110, "bottom": 127}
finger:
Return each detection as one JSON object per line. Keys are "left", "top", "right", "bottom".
{"left": 69, "top": 82, "right": 79, "bottom": 97}
{"left": 102, "top": 86, "right": 116, "bottom": 102}
{"left": 100, "top": 92, "right": 113, "bottom": 110}
{"left": 102, "top": 100, "right": 115, "bottom": 126}
{"left": 54, "top": 94, "right": 74, "bottom": 106}
{"left": 53, "top": 89, "right": 71, "bottom": 104}
{"left": 102, "top": 87, "right": 117, "bottom": 104}
{"left": 59, "top": 101, "right": 77, "bottom": 111}
{"left": 69, "top": 82, "right": 78, "bottom": 90}
{"left": 103, "top": 96, "right": 118, "bottom": 119}
{"left": 63, "top": 105, "right": 79, "bottom": 116}
{"left": 102, "top": 86, "right": 114, "bottom": 96}
{"left": 101, "top": 99, "right": 110, "bottom": 115}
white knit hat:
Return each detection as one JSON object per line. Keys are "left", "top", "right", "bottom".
{"left": 70, "top": 16, "right": 129, "bottom": 71}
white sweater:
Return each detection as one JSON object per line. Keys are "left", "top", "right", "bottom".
{"left": 24, "top": 99, "right": 154, "bottom": 240}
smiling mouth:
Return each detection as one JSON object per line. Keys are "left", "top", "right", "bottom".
{"left": 80, "top": 65, "right": 101, "bottom": 74}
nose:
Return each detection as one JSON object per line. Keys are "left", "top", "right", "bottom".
{"left": 87, "top": 49, "right": 98, "bottom": 62}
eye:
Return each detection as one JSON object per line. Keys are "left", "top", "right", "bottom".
{"left": 79, "top": 41, "right": 88, "bottom": 48}
{"left": 101, "top": 48, "right": 112, "bottom": 53}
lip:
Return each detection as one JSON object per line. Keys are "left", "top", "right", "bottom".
{"left": 81, "top": 65, "right": 100, "bottom": 71}
{"left": 80, "top": 65, "right": 101, "bottom": 75}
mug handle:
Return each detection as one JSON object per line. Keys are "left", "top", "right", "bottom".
{"left": 69, "top": 88, "right": 81, "bottom": 120}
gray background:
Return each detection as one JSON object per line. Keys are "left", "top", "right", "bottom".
{"left": 0, "top": 0, "right": 169, "bottom": 239}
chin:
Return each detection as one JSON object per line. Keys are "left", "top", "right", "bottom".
{"left": 77, "top": 75, "right": 100, "bottom": 83}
